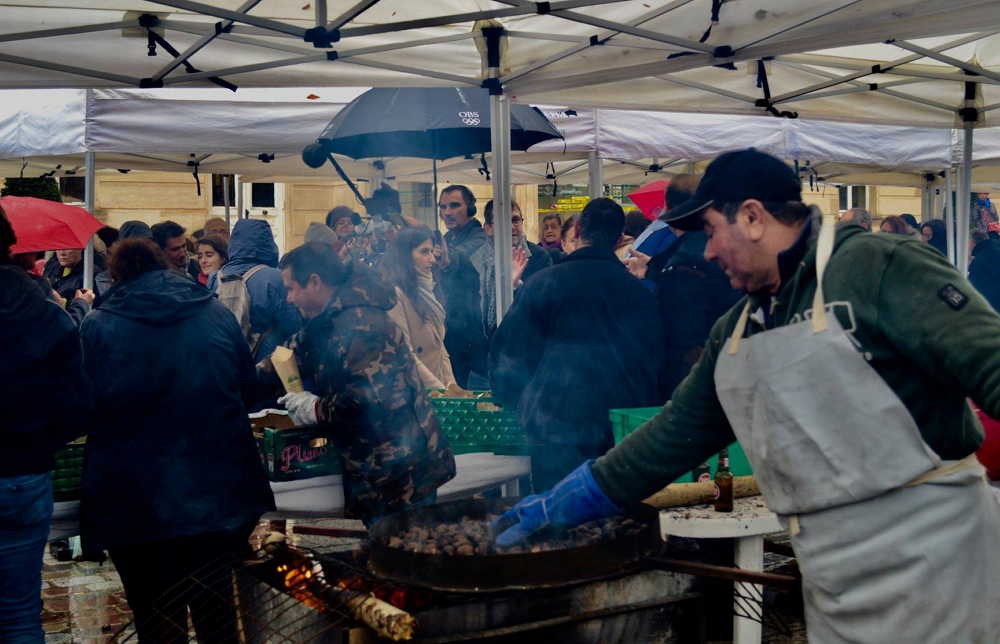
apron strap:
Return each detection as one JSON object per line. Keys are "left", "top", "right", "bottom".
{"left": 727, "top": 301, "right": 752, "bottom": 355}
{"left": 810, "top": 214, "right": 837, "bottom": 333}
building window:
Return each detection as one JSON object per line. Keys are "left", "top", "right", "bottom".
{"left": 251, "top": 183, "right": 275, "bottom": 208}
{"left": 838, "top": 185, "right": 868, "bottom": 211}
{"left": 59, "top": 176, "right": 86, "bottom": 202}
{"left": 212, "top": 174, "right": 235, "bottom": 207}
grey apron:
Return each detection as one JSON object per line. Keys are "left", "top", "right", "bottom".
{"left": 714, "top": 215, "right": 1000, "bottom": 643}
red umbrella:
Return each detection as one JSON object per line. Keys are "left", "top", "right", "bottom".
{"left": 2, "top": 196, "right": 104, "bottom": 255}
{"left": 627, "top": 179, "right": 671, "bottom": 221}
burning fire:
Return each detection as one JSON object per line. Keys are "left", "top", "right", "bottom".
{"left": 276, "top": 561, "right": 325, "bottom": 610}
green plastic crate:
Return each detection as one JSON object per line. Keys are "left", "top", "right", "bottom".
{"left": 609, "top": 406, "right": 753, "bottom": 483}
{"left": 53, "top": 438, "right": 85, "bottom": 502}
{"left": 430, "top": 391, "right": 530, "bottom": 454}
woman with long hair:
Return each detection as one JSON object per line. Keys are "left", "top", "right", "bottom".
{"left": 196, "top": 234, "right": 228, "bottom": 286}
{"left": 880, "top": 215, "right": 914, "bottom": 236}
{"left": 381, "top": 226, "right": 456, "bottom": 389}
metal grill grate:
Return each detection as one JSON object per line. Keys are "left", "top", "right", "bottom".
{"left": 111, "top": 534, "right": 420, "bottom": 643}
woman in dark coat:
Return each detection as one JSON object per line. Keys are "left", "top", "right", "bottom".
{"left": 79, "top": 239, "right": 274, "bottom": 644}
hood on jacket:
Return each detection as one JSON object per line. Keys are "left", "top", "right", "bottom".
{"left": 97, "top": 269, "right": 214, "bottom": 326}
{"left": 323, "top": 263, "right": 396, "bottom": 315}
{"left": 224, "top": 219, "right": 279, "bottom": 272}
{"left": 0, "top": 266, "right": 74, "bottom": 362}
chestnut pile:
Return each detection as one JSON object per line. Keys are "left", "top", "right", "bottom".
{"left": 386, "top": 515, "right": 644, "bottom": 555}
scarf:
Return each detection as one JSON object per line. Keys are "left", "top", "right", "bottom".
{"left": 540, "top": 239, "right": 562, "bottom": 250}
{"left": 416, "top": 269, "right": 446, "bottom": 331}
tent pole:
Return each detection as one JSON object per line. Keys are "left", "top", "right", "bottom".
{"left": 432, "top": 158, "right": 438, "bottom": 210}
{"left": 958, "top": 123, "right": 974, "bottom": 274}
{"left": 485, "top": 26, "right": 514, "bottom": 322}
{"left": 588, "top": 150, "right": 603, "bottom": 199}
{"left": 83, "top": 151, "right": 96, "bottom": 290}
{"left": 945, "top": 166, "right": 956, "bottom": 265}
{"left": 223, "top": 175, "right": 232, "bottom": 228}
{"left": 921, "top": 181, "right": 930, "bottom": 222}
{"left": 235, "top": 174, "right": 243, "bottom": 221}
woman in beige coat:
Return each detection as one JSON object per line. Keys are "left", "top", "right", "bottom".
{"left": 381, "top": 226, "right": 455, "bottom": 390}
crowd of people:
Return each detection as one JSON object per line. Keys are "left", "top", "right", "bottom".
{"left": 4, "top": 166, "right": 1000, "bottom": 642}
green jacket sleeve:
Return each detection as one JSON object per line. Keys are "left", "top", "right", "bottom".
{"left": 592, "top": 316, "right": 737, "bottom": 507}
{"left": 877, "top": 240, "right": 1000, "bottom": 420}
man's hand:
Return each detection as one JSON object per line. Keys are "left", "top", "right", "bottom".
{"left": 493, "top": 460, "right": 622, "bottom": 547}
{"left": 512, "top": 246, "right": 529, "bottom": 288}
{"left": 74, "top": 288, "right": 95, "bottom": 307}
{"left": 624, "top": 249, "right": 651, "bottom": 280}
{"left": 278, "top": 391, "right": 319, "bottom": 425}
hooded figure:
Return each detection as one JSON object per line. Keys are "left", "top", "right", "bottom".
{"left": 210, "top": 219, "right": 301, "bottom": 362}
{"left": 80, "top": 246, "right": 274, "bottom": 642}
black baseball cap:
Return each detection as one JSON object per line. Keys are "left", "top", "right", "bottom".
{"left": 663, "top": 148, "right": 802, "bottom": 231}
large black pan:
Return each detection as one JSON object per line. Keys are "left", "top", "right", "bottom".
{"left": 368, "top": 497, "right": 661, "bottom": 593}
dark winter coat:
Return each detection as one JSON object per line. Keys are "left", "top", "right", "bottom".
{"left": 647, "top": 231, "right": 742, "bottom": 398}
{"left": 490, "top": 246, "right": 663, "bottom": 452}
{"left": 0, "top": 266, "right": 91, "bottom": 476}
{"left": 79, "top": 269, "right": 275, "bottom": 550}
{"left": 438, "top": 252, "right": 486, "bottom": 387}
{"left": 210, "top": 219, "right": 301, "bottom": 361}
{"left": 969, "top": 237, "right": 1000, "bottom": 312}
{"left": 292, "top": 264, "right": 456, "bottom": 524}
{"left": 42, "top": 254, "right": 104, "bottom": 301}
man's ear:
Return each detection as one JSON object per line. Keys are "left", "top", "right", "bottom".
{"left": 307, "top": 273, "right": 323, "bottom": 290}
{"left": 742, "top": 199, "right": 769, "bottom": 242}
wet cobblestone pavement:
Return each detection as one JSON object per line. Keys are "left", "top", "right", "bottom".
{"left": 41, "top": 550, "right": 135, "bottom": 643}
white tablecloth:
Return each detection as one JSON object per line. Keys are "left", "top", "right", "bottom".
{"left": 49, "top": 452, "right": 530, "bottom": 540}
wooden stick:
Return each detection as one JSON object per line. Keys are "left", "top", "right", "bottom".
{"left": 642, "top": 475, "right": 759, "bottom": 509}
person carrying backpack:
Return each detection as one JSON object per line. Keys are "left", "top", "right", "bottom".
{"left": 209, "top": 219, "right": 301, "bottom": 363}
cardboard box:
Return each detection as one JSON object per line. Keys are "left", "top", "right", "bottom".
{"left": 250, "top": 410, "right": 341, "bottom": 482}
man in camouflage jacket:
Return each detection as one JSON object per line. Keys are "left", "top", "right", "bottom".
{"left": 279, "top": 243, "right": 455, "bottom": 525}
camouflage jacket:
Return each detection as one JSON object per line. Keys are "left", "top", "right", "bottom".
{"left": 294, "top": 263, "right": 455, "bottom": 524}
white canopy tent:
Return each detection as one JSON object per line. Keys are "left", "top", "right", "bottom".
{"left": 4, "top": 1, "right": 1000, "bottom": 308}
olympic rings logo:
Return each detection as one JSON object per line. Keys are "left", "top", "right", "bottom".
{"left": 458, "top": 111, "right": 481, "bottom": 126}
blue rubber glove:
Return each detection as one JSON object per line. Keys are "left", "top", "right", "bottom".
{"left": 494, "top": 460, "right": 622, "bottom": 547}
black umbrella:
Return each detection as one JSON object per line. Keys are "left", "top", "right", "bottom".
{"left": 315, "top": 86, "right": 562, "bottom": 159}
{"left": 302, "top": 86, "right": 563, "bottom": 200}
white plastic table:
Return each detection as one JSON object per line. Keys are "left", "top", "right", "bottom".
{"left": 50, "top": 452, "right": 530, "bottom": 539}
{"left": 658, "top": 496, "right": 782, "bottom": 644}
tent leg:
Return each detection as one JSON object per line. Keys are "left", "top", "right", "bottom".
{"left": 484, "top": 25, "right": 513, "bottom": 323}
{"left": 958, "top": 123, "right": 974, "bottom": 274}
{"left": 235, "top": 174, "right": 243, "bottom": 221}
{"left": 223, "top": 174, "right": 231, "bottom": 228}
{"left": 490, "top": 91, "right": 514, "bottom": 323}
{"left": 83, "top": 151, "right": 96, "bottom": 291}
{"left": 433, "top": 158, "right": 438, "bottom": 209}
{"left": 588, "top": 150, "right": 603, "bottom": 199}
{"left": 945, "top": 166, "right": 956, "bottom": 266}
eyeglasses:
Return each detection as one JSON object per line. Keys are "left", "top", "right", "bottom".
{"left": 511, "top": 217, "right": 524, "bottom": 225}
{"left": 439, "top": 202, "right": 464, "bottom": 210}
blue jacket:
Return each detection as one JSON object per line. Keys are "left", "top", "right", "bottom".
{"left": 80, "top": 269, "right": 274, "bottom": 549}
{"left": 0, "top": 266, "right": 90, "bottom": 476}
{"left": 210, "top": 219, "right": 301, "bottom": 361}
